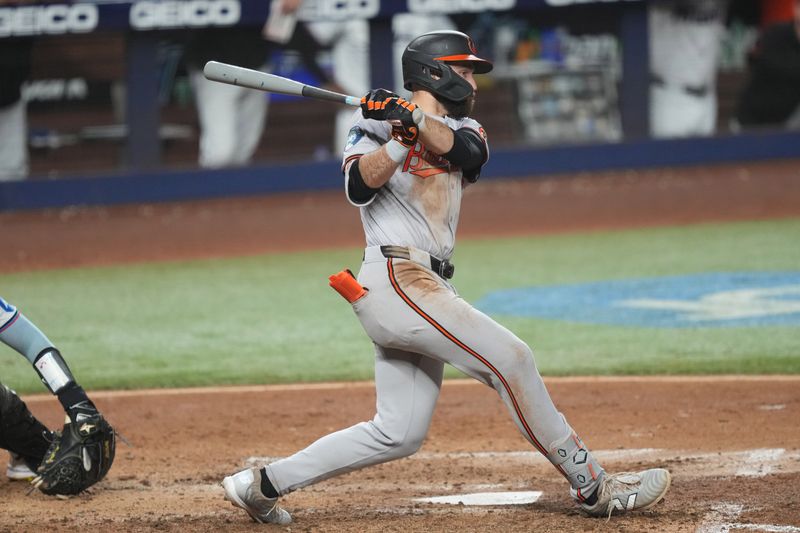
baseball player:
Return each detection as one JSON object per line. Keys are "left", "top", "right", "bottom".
{"left": 1, "top": 296, "right": 115, "bottom": 494}
{"left": 222, "top": 31, "right": 671, "bottom": 524}
{"left": 649, "top": 0, "right": 729, "bottom": 138}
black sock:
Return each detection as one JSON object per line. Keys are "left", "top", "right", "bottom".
{"left": 583, "top": 486, "right": 599, "bottom": 506}
{"left": 260, "top": 467, "right": 279, "bottom": 498}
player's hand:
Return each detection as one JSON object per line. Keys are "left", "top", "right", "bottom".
{"left": 360, "top": 89, "right": 399, "bottom": 121}
{"left": 391, "top": 122, "right": 419, "bottom": 148}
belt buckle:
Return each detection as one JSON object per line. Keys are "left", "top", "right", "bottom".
{"left": 438, "top": 260, "right": 455, "bottom": 280}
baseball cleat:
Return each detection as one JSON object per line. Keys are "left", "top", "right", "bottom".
{"left": 577, "top": 468, "right": 671, "bottom": 518}
{"left": 222, "top": 467, "right": 292, "bottom": 525}
{"left": 6, "top": 453, "right": 36, "bottom": 481}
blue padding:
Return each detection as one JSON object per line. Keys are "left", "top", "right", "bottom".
{"left": 1, "top": 131, "right": 799, "bottom": 212}
{"left": 0, "top": 160, "right": 342, "bottom": 211}
{"left": 481, "top": 131, "right": 800, "bottom": 179}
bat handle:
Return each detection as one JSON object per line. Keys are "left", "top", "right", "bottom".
{"left": 301, "top": 84, "right": 361, "bottom": 107}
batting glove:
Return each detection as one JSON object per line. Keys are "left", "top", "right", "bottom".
{"left": 360, "top": 89, "right": 399, "bottom": 121}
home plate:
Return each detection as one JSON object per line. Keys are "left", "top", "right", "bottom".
{"left": 413, "top": 491, "right": 543, "bottom": 506}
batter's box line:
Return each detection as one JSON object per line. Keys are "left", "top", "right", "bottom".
{"left": 696, "top": 502, "right": 800, "bottom": 533}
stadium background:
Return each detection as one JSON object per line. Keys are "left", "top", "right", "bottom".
{"left": 1, "top": 0, "right": 800, "bottom": 531}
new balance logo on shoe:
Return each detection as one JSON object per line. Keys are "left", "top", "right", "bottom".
{"left": 609, "top": 493, "right": 638, "bottom": 512}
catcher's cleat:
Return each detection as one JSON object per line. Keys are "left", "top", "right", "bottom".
{"left": 222, "top": 467, "right": 292, "bottom": 525}
{"left": 576, "top": 468, "right": 671, "bottom": 518}
{"left": 6, "top": 453, "right": 36, "bottom": 481}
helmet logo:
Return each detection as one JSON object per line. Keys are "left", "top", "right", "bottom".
{"left": 467, "top": 37, "right": 478, "bottom": 55}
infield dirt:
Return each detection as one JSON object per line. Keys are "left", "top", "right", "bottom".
{"left": 2, "top": 160, "right": 800, "bottom": 532}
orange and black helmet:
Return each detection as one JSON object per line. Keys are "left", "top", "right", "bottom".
{"left": 401, "top": 30, "right": 493, "bottom": 103}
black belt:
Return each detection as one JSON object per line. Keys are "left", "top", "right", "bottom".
{"left": 380, "top": 245, "right": 455, "bottom": 280}
{"left": 650, "top": 74, "right": 709, "bottom": 98}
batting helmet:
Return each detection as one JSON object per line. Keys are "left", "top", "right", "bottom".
{"left": 402, "top": 30, "right": 493, "bottom": 103}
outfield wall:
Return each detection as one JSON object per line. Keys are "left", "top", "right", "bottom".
{"left": 2, "top": 130, "right": 799, "bottom": 212}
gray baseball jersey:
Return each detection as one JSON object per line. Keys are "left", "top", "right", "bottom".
{"left": 342, "top": 110, "right": 488, "bottom": 260}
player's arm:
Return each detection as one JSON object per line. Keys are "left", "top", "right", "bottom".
{"left": 345, "top": 89, "right": 418, "bottom": 201}
{"left": 416, "top": 114, "right": 454, "bottom": 155}
{"left": 356, "top": 144, "right": 406, "bottom": 188}
{"left": 403, "top": 106, "right": 488, "bottom": 182}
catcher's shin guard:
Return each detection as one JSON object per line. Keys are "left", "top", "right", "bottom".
{"left": 0, "top": 384, "right": 52, "bottom": 471}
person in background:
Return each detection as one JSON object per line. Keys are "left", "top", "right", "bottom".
{"left": 306, "top": 19, "right": 370, "bottom": 156}
{"left": 0, "top": 38, "right": 33, "bottom": 180}
{"left": 186, "top": 0, "right": 339, "bottom": 168}
{"left": 649, "top": 0, "right": 729, "bottom": 138}
{"left": 735, "top": 0, "right": 800, "bottom": 130}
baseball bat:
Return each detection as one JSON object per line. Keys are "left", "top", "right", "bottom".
{"left": 203, "top": 60, "right": 361, "bottom": 107}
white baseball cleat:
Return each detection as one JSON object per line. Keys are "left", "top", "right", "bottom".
{"left": 222, "top": 467, "right": 292, "bottom": 525}
{"left": 577, "top": 468, "right": 671, "bottom": 518}
{"left": 6, "top": 453, "right": 36, "bottom": 481}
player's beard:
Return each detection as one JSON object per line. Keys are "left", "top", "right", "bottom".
{"left": 438, "top": 94, "right": 476, "bottom": 119}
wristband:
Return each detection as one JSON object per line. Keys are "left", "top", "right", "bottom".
{"left": 412, "top": 107, "right": 426, "bottom": 128}
{"left": 385, "top": 139, "right": 410, "bottom": 163}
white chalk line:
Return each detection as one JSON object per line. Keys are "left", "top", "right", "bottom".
{"left": 247, "top": 447, "right": 800, "bottom": 488}
{"left": 736, "top": 449, "right": 785, "bottom": 477}
{"left": 696, "top": 502, "right": 800, "bottom": 533}
{"left": 248, "top": 448, "right": 800, "bottom": 473}
{"left": 20, "top": 375, "right": 800, "bottom": 402}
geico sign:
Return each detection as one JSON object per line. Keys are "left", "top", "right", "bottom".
{"left": 0, "top": 4, "right": 98, "bottom": 37}
{"left": 408, "top": 0, "right": 516, "bottom": 13}
{"left": 297, "top": 0, "right": 379, "bottom": 20}
{"left": 545, "top": 0, "right": 638, "bottom": 5}
{"left": 130, "top": 0, "right": 240, "bottom": 30}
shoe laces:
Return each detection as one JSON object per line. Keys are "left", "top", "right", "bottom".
{"left": 597, "top": 472, "right": 641, "bottom": 521}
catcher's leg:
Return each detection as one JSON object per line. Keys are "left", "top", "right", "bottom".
{"left": 264, "top": 345, "right": 444, "bottom": 494}
{"left": 0, "top": 383, "right": 51, "bottom": 471}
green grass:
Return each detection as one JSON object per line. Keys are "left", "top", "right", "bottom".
{"left": 2, "top": 218, "right": 799, "bottom": 392}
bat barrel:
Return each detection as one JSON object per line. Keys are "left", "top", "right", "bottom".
{"left": 204, "top": 61, "right": 360, "bottom": 107}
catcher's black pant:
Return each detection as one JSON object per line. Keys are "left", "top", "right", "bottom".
{"left": 0, "top": 383, "right": 50, "bottom": 470}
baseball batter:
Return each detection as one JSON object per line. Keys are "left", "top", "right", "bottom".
{"left": 223, "top": 31, "right": 671, "bottom": 524}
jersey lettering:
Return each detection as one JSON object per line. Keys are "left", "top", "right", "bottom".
{"left": 0, "top": 297, "right": 15, "bottom": 313}
{"left": 0, "top": 297, "right": 18, "bottom": 330}
{"left": 403, "top": 142, "right": 452, "bottom": 179}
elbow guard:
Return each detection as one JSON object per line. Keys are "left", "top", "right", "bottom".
{"left": 346, "top": 159, "right": 381, "bottom": 205}
{"left": 443, "top": 128, "right": 488, "bottom": 183}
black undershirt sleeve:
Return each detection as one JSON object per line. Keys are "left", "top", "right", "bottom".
{"left": 442, "top": 128, "right": 488, "bottom": 183}
{"left": 346, "top": 158, "right": 381, "bottom": 204}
